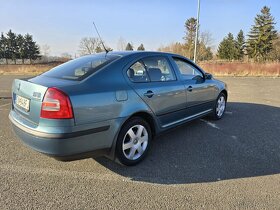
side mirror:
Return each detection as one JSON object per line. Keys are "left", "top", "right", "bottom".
{"left": 205, "top": 73, "right": 212, "bottom": 80}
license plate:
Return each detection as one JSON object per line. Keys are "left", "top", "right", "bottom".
{"left": 16, "top": 95, "right": 30, "bottom": 111}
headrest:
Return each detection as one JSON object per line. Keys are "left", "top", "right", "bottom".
{"left": 148, "top": 68, "right": 162, "bottom": 81}
{"left": 127, "top": 68, "right": 135, "bottom": 78}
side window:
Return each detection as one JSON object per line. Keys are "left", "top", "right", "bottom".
{"left": 142, "top": 57, "right": 176, "bottom": 82}
{"left": 127, "top": 61, "right": 149, "bottom": 83}
{"left": 173, "top": 58, "right": 203, "bottom": 80}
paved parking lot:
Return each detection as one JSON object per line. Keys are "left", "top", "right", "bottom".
{"left": 0, "top": 76, "right": 280, "bottom": 209}
{"left": 0, "top": 75, "right": 28, "bottom": 99}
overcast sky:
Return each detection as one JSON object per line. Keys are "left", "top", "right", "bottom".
{"left": 1, "top": 0, "right": 279, "bottom": 56}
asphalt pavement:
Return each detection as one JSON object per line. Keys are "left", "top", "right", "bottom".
{"left": 0, "top": 75, "right": 280, "bottom": 209}
{"left": 0, "top": 75, "right": 28, "bottom": 99}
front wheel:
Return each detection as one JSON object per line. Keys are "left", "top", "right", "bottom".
{"left": 116, "top": 117, "right": 151, "bottom": 166}
{"left": 211, "top": 93, "right": 227, "bottom": 120}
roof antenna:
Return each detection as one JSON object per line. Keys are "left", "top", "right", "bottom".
{"left": 93, "top": 21, "right": 109, "bottom": 54}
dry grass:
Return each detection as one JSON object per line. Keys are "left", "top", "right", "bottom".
{"left": 0, "top": 62, "right": 280, "bottom": 77}
{"left": 199, "top": 62, "right": 280, "bottom": 77}
{"left": 0, "top": 64, "right": 59, "bottom": 75}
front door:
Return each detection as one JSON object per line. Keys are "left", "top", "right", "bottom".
{"left": 127, "top": 56, "right": 187, "bottom": 127}
{"left": 172, "top": 57, "right": 216, "bottom": 115}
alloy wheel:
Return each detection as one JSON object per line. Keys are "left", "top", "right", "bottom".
{"left": 216, "top": 95, "right": 226, "bottom": 117}
{"left": 122, "top": 125, "right": 148, "bottom": 160}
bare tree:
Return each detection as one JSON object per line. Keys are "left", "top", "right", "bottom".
{"left": 158, "top": 32, "right": 213, "bottom": 61}
{"left": 41, "top": 44, "right": 50, "bottom": 56}
{"left": 79, "top": 37, "right": 100, "bottom": 55}
{"left": 199, "top": 31, "right": 213, "bottom": 48}
{"left": 61, "top": 52, "right": 72, "bottom": 59}
{"left": 116, "top": 37, "right": 126, "bottom": 51}
{"left": 158, "top": 42, "right": 187, "bottom": 57}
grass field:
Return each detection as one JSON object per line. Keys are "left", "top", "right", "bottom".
{"left": 0, "top": 62, "right": 279, "bottom": 77}
{"left": 199, "top": 62, "right": 280, "bottom": 77}
{"left": 0, "top": 64, "right": 59, "bottom": 75}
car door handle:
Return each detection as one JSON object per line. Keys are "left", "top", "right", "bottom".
{"left": 144, "top": 90, "right": 154, "bottom": 98}
{"left": 187, "top": 86, "right": 193, "bottom": 92}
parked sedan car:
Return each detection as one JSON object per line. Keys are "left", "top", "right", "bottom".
{"left": 9, "top": 51, "right": 227, "bottom": 166}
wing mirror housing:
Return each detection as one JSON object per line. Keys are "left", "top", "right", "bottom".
{"left": 205, "top": 73, "right": 213, "bottom": 80}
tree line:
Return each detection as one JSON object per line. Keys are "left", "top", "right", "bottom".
{"left": 124, "top": 42, "right": 145, "bottom": 51}
{"left": 0, "top": 30, "right": 40, "bottom": 64}
{"left": 2, "top": 5, "right": 278, "bottom": 64}
{"left": 158, "top": 17, "right": 213, "bottom": 61}
{"left": 217, "top": 6, "right": 279, "bottom": 62}
{"left": 159, "top": 6, "right": 280, "bottom": 62}
{"left": 78, "top": 37, "right": 145, "bottom": 55}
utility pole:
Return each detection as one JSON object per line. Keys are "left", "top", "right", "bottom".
{"left": 193, "top": 0, "right": 200, "bottom": 63}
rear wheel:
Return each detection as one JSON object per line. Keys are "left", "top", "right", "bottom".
{"left": 212, "top": 93, "right": 227, "bottom": 120}
{"left": 116, "top": 117, "right": 151, "bottom": 166}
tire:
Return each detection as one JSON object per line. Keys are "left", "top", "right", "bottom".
{"left": 211, "top": 92, "right": 227, "bottom": 120}
{"left": 116, "top": 117, "right": 151, "bottom": 166}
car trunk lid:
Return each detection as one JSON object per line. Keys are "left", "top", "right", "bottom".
{"left": 12, "top": 76, "right": 78, "bottom": 125}
{"left": 12, "top": 78, "right": 48, "bottom": 125}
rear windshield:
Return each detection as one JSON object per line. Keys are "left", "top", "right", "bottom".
{"left": 42, "top": 54, "right": 120, "bottom": 80}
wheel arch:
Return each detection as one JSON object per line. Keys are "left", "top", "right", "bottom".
{"left": 220, "top": 89, "right": 228, "bottom": 100}
{"left": 127, "top": 111, "right": 157, "bottom": 137}
{"left": 106, "top": 110, "right": 158, "bottom": 161}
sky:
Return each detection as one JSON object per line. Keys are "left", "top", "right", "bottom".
{"left": 1, "top": 0, "right": 280, "bottom": 56}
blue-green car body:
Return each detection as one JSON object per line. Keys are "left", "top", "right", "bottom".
{"left": 9, "top": 51, "right": 227, "bottom": 161}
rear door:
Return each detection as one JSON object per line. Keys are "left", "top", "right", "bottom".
{"left": 171, "top": 57, "right": 217, "bottom": 114}
{"left": 126, "top": 56, "right": 187, "bottom": 127}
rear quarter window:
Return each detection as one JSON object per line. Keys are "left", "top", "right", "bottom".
{"left": 127, "top": 61, "right": 150, "bottom": 83}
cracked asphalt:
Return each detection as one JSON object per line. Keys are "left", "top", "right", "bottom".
{"left": 0, "top": 76, "right": 280, "bottom": 209}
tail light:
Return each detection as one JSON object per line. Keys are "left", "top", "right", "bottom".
{"left": 40, "top": 87, "right": 73, "bottom": 119}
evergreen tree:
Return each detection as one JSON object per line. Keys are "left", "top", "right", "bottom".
{"left": 217, "top": 33, "right": 238, "bottom": 60}
{"left": 269, "top": 33, "right": 280, "bottom": 61}
{"left": 183, "top": 18, "right": 213, "bottom": 61}
{"left": 0, "top": 33, "right": 7, "bottom": 63}
{"left": 6, "top": 30, "right": 18, "bottom": 63}
{"left": 184, "top": 17, "right": 197, "bottom": 59}
{"left": 17, "top": 34, "right": 26, "bottom": 63}
{"left": 236, "top": 30, "right": 245, "bottom": 60}
{"left": 125, "top": 42, "right": 133, "bottom": 51}
{"left": 246, "top": 6, "right": 277, "bottom": 61}
{"left": 0, "top": 30, "right": 41, "bottom": 64}
{"left": 137, "top": 44, "right": 145, "bottom": 51}
{"left": 24, "top": 33, "right": 40, "bottom": 63}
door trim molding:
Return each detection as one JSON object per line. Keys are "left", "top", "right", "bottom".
{"left": 162, "top": 109, "right": 212, "bottom": 128}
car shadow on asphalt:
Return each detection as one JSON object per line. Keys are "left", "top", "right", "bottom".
{"left": 95, "top": 102, "right": 280, "bottom": 184}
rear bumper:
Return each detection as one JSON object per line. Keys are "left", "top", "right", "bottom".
{"left": 9, "top": 112, "right": 123, "bottom": 160}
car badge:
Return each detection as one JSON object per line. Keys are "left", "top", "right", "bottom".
{"left": 17, "top": 83, "right": 21, "bottom": 91}
{"left": 33, "top": 92, "right": 41, "bottom": 100}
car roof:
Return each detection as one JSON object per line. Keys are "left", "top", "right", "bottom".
{"left": 107, "top": 50, "right": 179, "bottom": 57}
{"left": 80, "top": 51, "right": 193, "bottom": 67}
{"left": 79, "top": 51, "right": 189, "bottom": 62}
{"left": 80, "top": 51, "right": 180, "bottom": 58}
